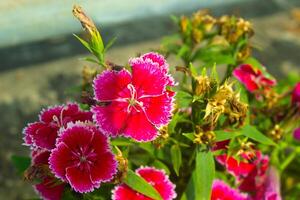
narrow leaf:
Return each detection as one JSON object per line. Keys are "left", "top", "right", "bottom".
{"left": 152, "top": 160, "right": 170, "bottom": 175}
{"left": 73, "top": 34, "right": 92, "bottom": 53}
{"left": 170, "top": 145, "right": 182, "bottom": 176}
{"left": 215, "top": 130, "right": 239, "bottom": 142}
{"left": 104, "top": 36, "right": 117, "bottom": 52}
{"left": 175, "top": 91, "right": 193, "bottom": 108}
{"left": 195, "top": 149, "right": 215, "bottom": 200}
{"left": 123, "top": 169, "right": 162, "bottom": 200}
{"left": 241, "top": 125, "right": 276, "bottom": 146}
{"left": 183, "top": 132, "right": 195, "bottom": 141}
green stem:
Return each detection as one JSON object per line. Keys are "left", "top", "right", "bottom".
{"left": 280, "top": 151, "right": 297, "bottom": 172}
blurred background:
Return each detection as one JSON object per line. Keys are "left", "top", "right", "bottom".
{"left": 0, "top": 0, "right": 300, "bottom": 199}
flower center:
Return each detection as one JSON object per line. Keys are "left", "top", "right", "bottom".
{"left": 126, "top": 84, "right": 143, "bottom": 112}
{"left": 79, "top": 156, "right": 87, "bottom": 163}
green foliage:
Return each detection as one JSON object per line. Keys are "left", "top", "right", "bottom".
{"left": 170, "top": 144, "right": 182, "bottom": 176}
{"left": 195, "top": 148, "right": 215, "bottom": 200}
{"left": 240, "top": 125, "right": 276, "bottom": 146}
{"left": 123, "top": 169, "right": 163, "bottom": 200}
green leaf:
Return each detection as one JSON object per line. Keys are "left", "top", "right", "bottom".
{"left": 123, "top": 169, "right": 162, "bottom": 200}
{"left": 151, "top": 160, "right": 170, "bottom": 175}
{"left": 195, "top": 149, "right": 215, "bottom": 200}
{"left": 73, "top": 34, "right": 93, "bottom": 53}
{"left": 215, "top": 130, "right": 239, "bottom": 142}
{"left": 175, "top": 91, "right": 193, "bottom": 108}
{"left": 183, "top": 132, "right": 195, "bottom": 141}
{"left": 181, "top": 172, "right": 197, "bottom": 200}
{"left": 11, "top": 155, "right": 31, "bottom": 174}
{"left": 81, "top": 57, "right": 100, "bottom": 64}
{"left": 111, "top": 138, "right": 133, "bottom": 146}
{"left": 240, "top": 125, "right": 276, "bottom": 146}
{"left": 104, "top": 36, "right": 117, "bottom": 52}
{"left": 192, "top": 45, "right": 234, "bottom": 65}
{"left": 170, "top": 145, "right": 182, "bottom": 176}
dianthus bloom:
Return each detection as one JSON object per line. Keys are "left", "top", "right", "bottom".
{"left": 31, "top": 150, "right": 65, "bottom": 200}
{"left": 291, "top": 82, "right": 300, "bottom": 106}
{"left": 112, "top": 166, "right": 176, "bottom": 200}
{"left": 92, "top": 52, "right": 175, "bottom": 141}
{"left": 217, "top": 151, "right": 269, "bottom": 192}
{"left": 23, "top": 103, "right": 92, "bottom": 150}
{"left": 254, "top": 167, "right": 282, "bottom": 200}
{"left": 233, "top": 64, "right": 276, "bottom": 92}
{"left": 49, "top": 122, "right": 117, "bottom": 193}
{"left": 211, "top": 180, "right": 247, "bottom": 200}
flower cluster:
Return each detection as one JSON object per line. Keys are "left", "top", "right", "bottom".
{"left": 22, "top": 53, "right": 177, "bottom": 200}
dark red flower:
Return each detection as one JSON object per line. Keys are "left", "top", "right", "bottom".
{"left": 217, "top": 151, "right": 269, "bottom": 192}
{"left": 23, "top": 103, "right": 92, "bottom": 150}
{"left": 233, "top": 64, "right": 276, "bottom": 92}
{"left": 31, "top": 150, "right": 65, "bottom": 200}
{"left": 49, "top": 122, "right": 117, "bottom": 193}
{"left": 112, "top": 166, "right": 176, "bottom": 200}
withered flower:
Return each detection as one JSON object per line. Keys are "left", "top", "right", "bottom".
{"left": 193, "top": 126, "right": 215, "bottom": 146}
{"left": 225, "top": 92, "right": 248, "bottom": 126}
{"left": 195, "top": 75, "right": 211, "bottom": 96}
{"left": 268, "top": 124, "right": 283, "bottom": 141}
{"left": 180, "top": 16, "right": 189, "bottom": 34}
{"left": 204, "top": 81, "right": 234, "bottom": 124}
{"left": 153, "top": 125, "right": 170, "bottom": 149}
{"left": 73, "top": 5, "right": 97, "bottom": 35}
{"left": 114, "top": 147, "right": 128, "bottom": 184}
{"left": 218, "top": 15, "right": 253, "bottom": 44}
{"left": 236, "top": 138, "right": 256, "bottom": 160}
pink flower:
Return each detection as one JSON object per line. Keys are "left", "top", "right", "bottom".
{"left": 293, "top": 127, "right": 300, "bottom": 141}
{"left": 254, "top": 167, "right": 281, "bottom": 200}
{"left": 31, "top": 150, "right": 65, "bottom": 200}
{"left": 130, "top": 52, "right": 175, "bottom": 86}
{"left": 92, "top": 52, "right": 175, "bottom": 142}
{"left": 211, "top": 180, "right": 247, "bottom": 200}
{"left": 291, "top": 82, "right": 300, "bottom": 105}
{"left": 23, "top": 103, "right": 92, "bottom": 150}
{"left": 233, "top": 64, "right": 276, "bottom": 92}
{"left": 217, "top": 151, "right": 269, "bottom": 193}
{"left": 49, "top": 122, "right": 117, "bottom": 193}
{"left": 112, "top": 166, "right": 176, "bottom": 200}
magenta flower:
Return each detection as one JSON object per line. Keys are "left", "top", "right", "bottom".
{"left": 31, "top": 150, "right": 65, "bottom": 200}
{"left": 254, "top": 167, "right": 282, "bottom": 200}
{"left": 23, "top": 103, "right": 92, "bottom": 150}
{"left": 130, "top": 52, "right": 175, "bottom": 87}
{"left": 291, "top": 82, "right": 300, "bottom": 105}
{"left": 211, "top": 180, "right": 247, "bottom": 200}
{"left": 293, "top": 127, "right": 300, "bottom": 141}
{"left": 49, "top": 122, "right": 117, "bottom": 193}
{"left": 217, "top": 151, "right": 269, "bottom": 193}
{"left": 233, "top": 64, "right": 276, "bottom": 92}
{"left": 112, "top": 166, "right": 176, "bottom": 200}
{"left": 92, "top": 52, "right": 175, "bottom": 141}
